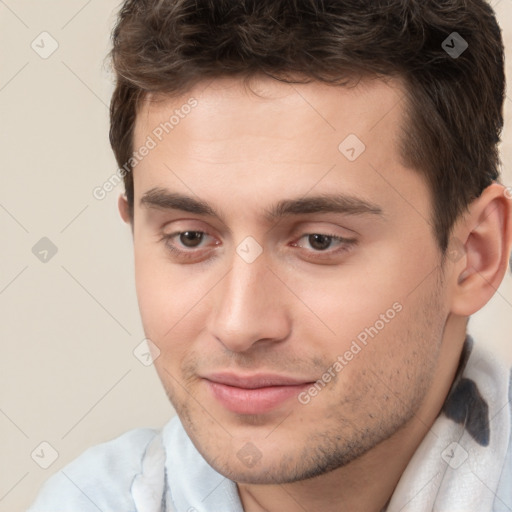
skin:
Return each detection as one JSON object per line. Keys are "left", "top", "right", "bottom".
{"left": 118, "top": 75, "right": 512, "bottom": 512}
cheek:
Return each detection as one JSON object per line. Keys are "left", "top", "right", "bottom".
{"left": 290, "top": 236, "right": 434, "bottom": 326}
{"left": 306, "top": 294, "right": 443, "bottom": 424}
{"left": 133, "top": 244, "right": 215, "bottom": 359}
{"left": 290, "top": 258, "right": 443, "bottom": 381}
{"left": 133, "top": 243, "right": 184, "bottom": 342}
{"left": 134, "top": 247, "right": 165, "bottom": 332}
{"left": 288, "top": 269, "right": 405, "bottom": 348}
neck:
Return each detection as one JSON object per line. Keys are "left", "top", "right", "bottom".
{"left": 237, "top": 314, "right": 468, "bottom": 512}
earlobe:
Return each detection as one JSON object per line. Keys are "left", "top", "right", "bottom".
{"left": 118, "top": 194, "right": 131, "bottom": 224}
{"left": 450, "top": 184, "right": 512, "bottom": 316}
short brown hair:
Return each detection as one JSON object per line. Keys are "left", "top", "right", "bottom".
{"left": 109, "top": 0, "right": 505, "bottom": 252}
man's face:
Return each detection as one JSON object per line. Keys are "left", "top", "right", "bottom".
{"left": 129, "top": 76, "right": 451, "bottom": 483}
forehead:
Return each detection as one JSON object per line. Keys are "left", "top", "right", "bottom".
{"left": 131, "top": 75, "right": 430, "bottom": 227}
{"left": 134, "top": 75, "right": 408, "bottom": 158}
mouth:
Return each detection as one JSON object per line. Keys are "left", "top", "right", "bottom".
{"left": 202, "top": 373, "right": 314, "bottom": 415}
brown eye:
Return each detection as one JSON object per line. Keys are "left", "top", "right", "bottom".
{"left": 160, "top": 229, "right": 219, "bottom": 263}
{"left": 294, "top": 233, "right": 354, "bottom": 252}
{"left": 179, "top": 231, "right": 204, "bottom": 248}
{"left": 290, "top": 232, "right": 357, "bottom": 261}
{"left": 307, "top": 234, "right": 334, "bottom": 251}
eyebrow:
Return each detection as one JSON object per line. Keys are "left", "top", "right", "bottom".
{"left": 140, "top": 187, "right": 384, "bottom": 222}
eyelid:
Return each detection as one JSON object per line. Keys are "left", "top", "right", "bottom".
{"left": 158, "top": 231, "right": 219, "bottom": 263}
{"left": 290, "top": 233, "right": 357, "bottom": 255}
{"left": 160, "top": 230, "right": 218, "bottom": 249}
{"left": 293, "top": 233, "right": 356, "bottom": 245}
{"left": 290, "top": 220, "right": 361, "bottom": 238}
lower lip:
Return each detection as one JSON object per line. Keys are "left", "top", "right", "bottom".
{"left": 205, "top": 380, "right": 311, "bottom": 414}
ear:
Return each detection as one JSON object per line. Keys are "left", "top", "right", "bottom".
{"left": 449, "top": 183, "right": 512, "bottom": 316}
{"left": 118, "top": 194, "right": 131, "bottom": 224}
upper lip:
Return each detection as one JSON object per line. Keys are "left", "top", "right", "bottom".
{"left": 203, "top": 373, "right": 312, "bottom": 389}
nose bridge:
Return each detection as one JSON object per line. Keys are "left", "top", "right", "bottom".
{"left": 229, "top": 254, "right": 264, "bottom": 305}
{"left": 209, "top": 248, "right": 289, "bottom": 352}
{"left": 221, "top": 251, "right": 272, "bottom": 325}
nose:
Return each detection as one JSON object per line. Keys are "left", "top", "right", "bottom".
{"left": 207, "top": 247, "right": 292, "bottom": 353}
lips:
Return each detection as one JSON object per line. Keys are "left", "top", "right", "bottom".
{"left": 203, "top": 373, "right": 313, "bottom": 414}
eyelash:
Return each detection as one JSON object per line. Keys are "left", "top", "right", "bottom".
{"left": 159, "top": 230, "right": 357, "bottom": 262}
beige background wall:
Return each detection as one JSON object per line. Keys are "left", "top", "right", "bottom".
{"left": 1, "top": 1, "right": 511, "bottom": 510}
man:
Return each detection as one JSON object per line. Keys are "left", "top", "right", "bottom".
{"left": 29, "top": 0, "right": 512, "bottom": 511}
